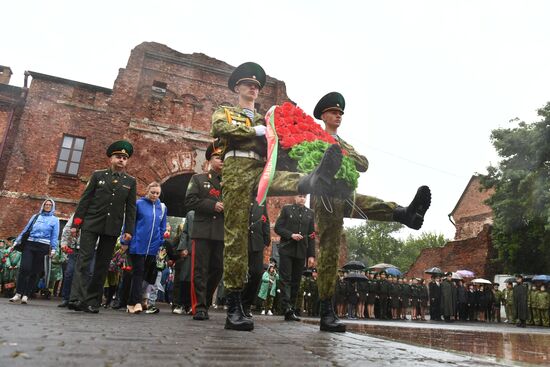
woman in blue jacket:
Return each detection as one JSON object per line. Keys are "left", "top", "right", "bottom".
{"left": 10, "top": 199, "right": 59, "bottom": 304}
{"left": 127, "top": 182, "right": 167, "bottom": 314}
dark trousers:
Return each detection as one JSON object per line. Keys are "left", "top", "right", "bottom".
{"left": 278, "top": 254, "right": 305, "bottom": 312}
{"left": 458, "top": 302, "right": 468, "bottom": 321}
{"left": 129, "top": 254, "right": 157, "bottom": 306}
{"left": 70, "top": 230, "right": 117, "bottom": 307}
{"left": 191, "top": 239, "right": 224, "bottom": 313}
{"left": 16, "top": 241, "right": 49, "bottom": 296}
{"left": 61, "top": 251, "right": 95, "bottom": 301}
{"left": 242, "top": 249, "right": 264, "bottom": 308}
{"left": 379, "top": 296, "right": 388, "bottom": 319}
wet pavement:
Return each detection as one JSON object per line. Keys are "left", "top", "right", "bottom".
{"left": 0, "top": 299, "right": 539, "bottom": 366}
{"left": 303, "top": 317, "right": 550, "bottom": 365}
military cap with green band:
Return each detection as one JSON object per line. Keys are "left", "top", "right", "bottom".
{"left": 313, "top": 92, "right": 346, "bottom": 119}
{"left": 228, "top": 62, "right": 266, "bottom": 92}
{"left": 106, "top": 140, "right": 133, "bottom": 158}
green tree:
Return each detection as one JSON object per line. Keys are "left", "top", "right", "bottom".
{"left": 480, "top": 102, "right": 550, "bottom": 273}
{"left": 345, "top": 222, "right": 447, "bottom": 272}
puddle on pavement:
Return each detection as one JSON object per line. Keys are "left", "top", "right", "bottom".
{"left": 340, "top": 322, "right": 550, "bottom": 365}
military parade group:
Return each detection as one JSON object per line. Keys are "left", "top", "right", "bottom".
{"left": 4, "top": 60, "right": 438, "bottom": 333}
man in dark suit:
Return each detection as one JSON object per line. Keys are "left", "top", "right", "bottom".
{"left": 185, "top": 142, "right": 224, "bottom": 321}
{"left": 274, "top": 195, "right": 316, "bottom": 321}
{"left": 68, "top": 140, "right": 137, "bottom": 313}
{"left": 241, "top": 201, "right": 271, "bottom": 317}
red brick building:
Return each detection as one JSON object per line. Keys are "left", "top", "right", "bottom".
{"left": 407, "top": 176, "right": 500, "bottom": 279}
{"left": 0, "top": 42, "right": 294, "bottom": 243}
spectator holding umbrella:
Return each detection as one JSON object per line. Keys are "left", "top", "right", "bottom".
{"left": 428, "top": 275, "right": 442, "bottom": 321}
{"left": 513, "top": 274, "right": 529, "bottom": 327}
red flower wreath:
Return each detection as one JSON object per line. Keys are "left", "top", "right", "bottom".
{"left": 274, "top": 102, "right": 336, "bottom": 149}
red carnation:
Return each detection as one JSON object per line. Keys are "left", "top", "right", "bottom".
{"left": 1, "top": 258, "right": 6, "bottom": 263}
{"left": 309, "top": 232, "right": 317, "bottom": 239}
{"left": 163, "top": 232, "right": 170, "bottom": 239}
{"left": 73, "top": 218, "right": 83, "bottom": 226}
{"left": 261, "top": 215, "right": 267, "bottom": 223}
{"left": 209, "top": 188, "right": 221, "bottom": 198}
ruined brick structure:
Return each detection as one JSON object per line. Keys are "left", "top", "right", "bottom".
{"left": 407, "top": 175, "right": 500, "bottom": 279}
{"left": 0, "top": 43, "right": 295, "bottom": 252}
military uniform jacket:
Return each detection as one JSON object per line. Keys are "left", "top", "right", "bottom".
{"left": 73, "top": 169, "right": 137, "bottom": 236}
{"left": 336, "top": 136, "right": 369, "bottom": 173}
{"left": 249, "top": 202, "right": 270, "bottom": 252}
{"left": 185, "top": 170, "right": 224, "bottom": 241}
{"left": 274, "top": 204, "right": 315, "bottom": 259}
{"left": 211, "top": 105, "right": 267, "bottom": 158}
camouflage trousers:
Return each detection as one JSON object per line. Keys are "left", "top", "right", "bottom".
{"left": 315, "top": 194, "right": 397, "bottom": 300}
{"left": 223, "top": 156, "right": 303, "bottom": 290}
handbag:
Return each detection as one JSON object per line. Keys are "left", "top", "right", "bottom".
{"left": 14, "top": 214, "right": 39, "bottom": 252}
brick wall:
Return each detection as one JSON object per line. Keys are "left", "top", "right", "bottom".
{"left": 0, "top": 42, "right": 296, "bottom": 241}
{"left": 407, "top": 224, "right": 500, "bottom": 280}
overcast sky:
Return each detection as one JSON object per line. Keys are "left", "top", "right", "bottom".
{"left": 3, "top": 0, "right": 550, "bottom": 239}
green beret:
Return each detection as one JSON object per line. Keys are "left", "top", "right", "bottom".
{"left": 106, "top": 140, "right": 133, "bottom": 158}
{"left": 205, "top": 139, "right": 223, "bottom": 161}
{"left": 313, "top": 92, "right": 345, "bottom": 120}
{"left": 228, "top": 62, "right": 266, "bottom": 92}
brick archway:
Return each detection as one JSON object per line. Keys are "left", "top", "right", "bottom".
{"left": 160, "top": 173, "right": 194, "bottom": 218}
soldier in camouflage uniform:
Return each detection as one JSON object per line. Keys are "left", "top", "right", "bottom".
{"left": 211, "top": 62, "right": 345, "bottom": 331}
{"left": 312, "top": 92, "right": 432, "bottom": 332}
{"left": 503, "top": 281, "right": 515, "bottom": 323}
{"left": 491, "top": 283, "right": 503, "bottom": 322}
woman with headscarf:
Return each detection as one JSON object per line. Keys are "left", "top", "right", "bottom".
{"left": 9, "top": 199, "right": 59, "bottom": 304}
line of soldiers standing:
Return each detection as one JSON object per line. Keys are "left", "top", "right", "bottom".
{"left": 335, "top": 271, "right": 429, "bottom": 320}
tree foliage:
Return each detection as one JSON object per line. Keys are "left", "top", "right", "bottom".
{"left": 479, "top": 102, "right": 550, "bottom": 273}
{"left": 345, "top": 221, "right": 447, "bottom": 272}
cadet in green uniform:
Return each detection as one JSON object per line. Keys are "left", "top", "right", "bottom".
{"left": 185, "top": 142, "right": 225, "bottom": 321}
{"left": 527, "top": 284, "right": 539, "bottom": 325}
{"left": 312, "top": 92, "right": 432, "bottom": 332}
{"left": 503, "top": 281, "right": 515, "bottom": 324}
{"left": 536, "top": 284, "right": 549, "bottom": 327}
{"left": 69, "top": 141, "right": 137, "bottom": 313}
{"left": 211, "top": 62, "right": 345, "bottom": 331}
{"left": 274, "top": 195, "right": 316, "bottom": 321}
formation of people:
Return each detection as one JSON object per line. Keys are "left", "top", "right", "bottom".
{"left": 3, "top": 61, "right": 433, "bottom": 333}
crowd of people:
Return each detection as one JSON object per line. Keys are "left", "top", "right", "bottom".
{"left": 2, "top": 60, "right": 435, "bottom": 333}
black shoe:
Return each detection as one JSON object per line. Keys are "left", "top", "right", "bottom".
{"left": 84, "top": 305, "right": 100, "bottom": 314}
{"left": 393, "top": 186, "right": 431, "bottom": 230}
{"left": 193, "top": 310, "right": 208, "bottom": 320}
{"left": 68, "top": 300, "right": 84, "bottom": 311}
{"left": 224, "top": 291, "right": 254, "bottom": 331}
{"left": 298, "top": 144, "right": 343, "bottom": 196}
{"left": 320, "top": 299, "right": 346, "bottom": 332}
{"left": 242, "top": 304, "right": 253, "bottom": 319}
{"left": 285, "top": 310, "right": 301, "bottom": 322}
{"left": 58, "top": 300, "right": 69, "bottom": 308}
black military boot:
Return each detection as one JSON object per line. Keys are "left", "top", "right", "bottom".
{"left": 298, "top": 144, "right": 343, "bottom": 195}
{"left": 392, "top": 186, "right": 431, "bottom": 230}
{"left": 242, "top": 303, "right": 253, "bottom": 319}
{"left": 225, "top": 291, "right": 254, "bottom": 331}
{"left": 284, "top": 309, "right": 301, "bottom": 322}
{"left": 320, "top": 299, "right": 346, "bottom": 332}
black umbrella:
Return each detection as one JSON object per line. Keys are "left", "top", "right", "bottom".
{"left": 343, "top": 260, "right": 366, "bottom": 271}
{"left": 344, "top": 272, "right": 368, "bottom": 282}
{"left": 424, "top": 267, "right": 443, "bottom": 275}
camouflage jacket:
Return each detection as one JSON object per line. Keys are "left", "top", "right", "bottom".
{"left": 211, "top": 105, "right": 267, "bottom": 157}
{"left": 335, "top": 136, "right": 369, "bottom": 172}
